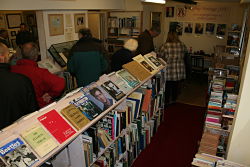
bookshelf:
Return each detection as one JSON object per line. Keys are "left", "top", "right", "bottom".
{"left": 106, "top": 11, "right": 143, "bottom": 54}
{"left": 0, "top": 56, "right": 166, "bottom": 167}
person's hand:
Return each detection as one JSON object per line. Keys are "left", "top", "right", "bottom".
{"left": 42, "top": 93, "right": 52, "bottom": 103}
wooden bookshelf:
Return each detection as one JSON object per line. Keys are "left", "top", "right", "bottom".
{"left": 0, "top": 63, "right": 166, "bottom": 167}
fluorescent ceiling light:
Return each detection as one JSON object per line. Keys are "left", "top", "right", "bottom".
{"left": 142, "top": 0, "right": 166, "bottom": 4}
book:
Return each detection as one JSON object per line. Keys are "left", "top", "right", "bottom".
{"left": 127, "top": 92, "right": 143, "bottom": 119}
{"left": 109, "top": 73, "right": 132, "bottom": 94}
{"left": 38, "top": 109, "right": 76, "bottom": 144}
{"left": 141, "top": 89, "right": 152, "bottom": 113}
{"left": 144, "top": 52, "right": 163, "bottom": 70}
{"left": 122, "top": 61, "right": 151, "bottom": 81}
{"left": 101, "top": 80, "right": 125, "bottom": 101}
{"left": 133, "top": 54, "right": 157, "bottom": 74}
{"left": 0, "top": 138, "right": 39, "bottom": 167}
{"left": 61, "top": 104, "right": 90, "bottom": 130}
{"left": 116, "top": 69, "right": 140, "bottom": 88}
{"left": 70, "top": 95, "right": 103, "bottom": 120}
{"left": 21, "top": 124, "right": 58, "bottom": 158}
{"left": 0, "top": 158, "right": 6, "bottom": 167}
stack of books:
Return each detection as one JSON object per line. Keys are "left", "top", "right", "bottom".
{"left": 216, "top": 160, "right": 247, "bottom": 167}
{"left": 192, "top": 153, "right": 224, "bottom": 167}
{"left": 198, "top": 131, "right": 221, "bottom": 155}
{"left": 223, "top": 93, "right": 238, "bottom": 116}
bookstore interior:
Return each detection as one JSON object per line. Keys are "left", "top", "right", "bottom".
{"left": 0, "top": 0, "right": 250, "bottom": 167}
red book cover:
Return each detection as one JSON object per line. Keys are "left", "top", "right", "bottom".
{"left": 38, "top": 109, "right": 76, "bottom": 144}
{"left": 141, "top": 89, "right": 152, "bottom": 113}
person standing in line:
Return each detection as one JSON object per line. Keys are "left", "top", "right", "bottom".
{"left": 11, "top": 42, "right": 65, "bottom": 108}
{"left": 0, "top": 42, "right": 38, "bottom": 129}
{"left": 111, "top": 38, "right": 138, "bottom": 71}
{"left": 0, "top": 29, "right": 9, "bottom": 47}
{"left": 68, "top": 28, "right": 108, "bottom": 87}
{"left": 136, "top": 26, "right": 161, "bottom": 55}
{"left": 158, "top": 31, "right": 187, "bottom": 106}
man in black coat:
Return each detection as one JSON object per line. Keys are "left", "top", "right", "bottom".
{"left": 136, "top": 26, "right": 160, "bottom": 56}
{"left": 0, "top": 42, "right": 38, "bottom": 130}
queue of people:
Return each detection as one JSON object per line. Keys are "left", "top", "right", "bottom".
{"left": 0, "top": 25, "right": 187, "bottom": 131}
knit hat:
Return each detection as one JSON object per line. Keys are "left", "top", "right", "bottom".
{"left": 124, "top": 39, "right": 138, "bottom": 51}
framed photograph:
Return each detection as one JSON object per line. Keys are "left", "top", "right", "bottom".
{"left": 166, "top": 7, "right": 174, "bottom": 17}
{"left": 205, "top": 23, "right": 215, "bottom": 34}
{"left": 184, "top": 22, "right": 193, "bottom": 33}
{"left": 6, "top": 14, "right": 22, "bottom": 29}
{"left": 48, "top": 14, "right": 64, "bottom": 36}
{"left": 195, "top": 23, "right": 204, "bottom": 34}
{"left": 0, "top": 14, "right": 6, "bottom": 28}
{"left": 26, "top": 14, "right": 36, "bottom": 26}
{"left": 74, "top": 13, "right": 86, "bottom": 33}
{"left": 11, "top": 39, "right": 17, "bottom": 49}
{"left": 176, "top": 7, "right": 186, "bottom": 17}
{"left": 169, "top": 22, "right": 183, "bottom": 35}
{"left": 10, "top": 31, "right": 16, "bottom": 37}
{"left": 150, "top": 12, "right": 161, "bottom": 30}
{"left": 216, "top": 24, "right": 226, "bottom": 36}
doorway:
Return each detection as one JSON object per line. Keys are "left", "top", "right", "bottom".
{"left": 87, "top": 12, "right": 106, "bottom": 40}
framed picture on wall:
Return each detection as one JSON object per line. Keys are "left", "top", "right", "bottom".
{"left": 184, "top": 22, "right": 193, "bottom": 33}
{"left": 205, "top": 23, "right": 215, "bottom": 34}
{"left": 195, "top": 23, "right": 204, "bottom": 34}
{"left": 169, "top": 22, "right": 183, "bottom": 35}
{"left": 48, "top": 14, "right": 64, "bottom": 36}
{"left": 166, "top": 7, "right": 174, "bottom": 17}
{"left": 216, "top": 24, "right": 226, "bottom": 36}
{"left": 26, "top": 14, "right": 36, "bottom": 26}
{"left": 0, "top": 14, "right": 6, "bottom": 29}
{"left": 10, "top": 31, "right": 16, "bottom": 37}
{"left": 150, "top": 12, "right": 161, "bottom": 30}
{"left": 6, "top": 14, "right": 22, "bottom": 29}
{"left": 74, "top": 13, "right": 86, "bottom": 33}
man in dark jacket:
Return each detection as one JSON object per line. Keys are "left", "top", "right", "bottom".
{"left": 136, "top": 26, "right": 161, "bottom": 56}
{"left": 68, "top": 28, "right": 108, "bottom": 87}
{"left": 0, "top": 42, "right": 38, "bottom": 130}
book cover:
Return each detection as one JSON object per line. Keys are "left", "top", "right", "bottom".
{"left": 122, "top": 61, "right": 151, "bottom": 81}
{"left": 61, "top": 104, "right": 90, "bottom": 130}
{"left": 38, "top": 110, "right": 76, "bottom": 144}
{"left": 21, "top": 124, "right": 58, "bottom": 158}
{"left": 127, "top": 92, "right": 143, "bottom": 119}
{"left": 70, "top": 95, "right": 103, "bottom": 120}
{"left": 0, "top": 138, "right": 38, "bottom": 167}
{"left": 109, "top": 73, "right": 132, "bottom": 94}
{"left": 101, "top": 80, "right": 125, "bottom": 101}
{"left": 144, "top": 53, "right": 163, "bottom": 70}
{"left": 133, "top": 54, "right": 157, "bottom": 74}
{"left": 116, "top": 69, "right": 140, "bottom": 88}
{"left": 141, "top": 89, "right": 152, "bottom": 113}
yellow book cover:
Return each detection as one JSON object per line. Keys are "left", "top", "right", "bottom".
{"left": 133, "top": 54, "right": 157, "bottom": 74}
{"left": 21, "top": 124, "right": 58, "bottom": 157}
{"left": 122, "top": 61, "right": 151, "bottom": 81}
{"left": 61, "top": 104, "right": 90, "bottom": 131}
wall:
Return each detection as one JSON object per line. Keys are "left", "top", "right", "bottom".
{"left": 164, "top": 1, "right": 244, "bottom": 54}
{"left": 227, "top": 34, "right": 250, "bottom": 166}
{"left": 0, "top": 0, "right": 124, "bottom": 10}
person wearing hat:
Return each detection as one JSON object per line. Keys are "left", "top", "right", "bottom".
{"left": 111, "top": 38, "right": 138, "bottom": 71}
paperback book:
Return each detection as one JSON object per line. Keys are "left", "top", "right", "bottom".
{"left": 101, "top": 80, "right": 125, "bottom": 101}
{"left": 116, "top": 69, "right": 140, "bottom": 88}
{"left": 144, "top": 52, "right": 163, "bottom": 70}
{"left": 0, "top": 138, "right": 39, "bottom": 167}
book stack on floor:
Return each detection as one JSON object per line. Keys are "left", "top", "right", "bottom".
{"left": 0, "top": 52, "right": 166, "bottom": 167}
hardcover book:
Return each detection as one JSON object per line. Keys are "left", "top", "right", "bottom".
{"left": 0, "top": 138, "right": 39, "bottom": 167}
{"left": 133, "top": 54, "right": 157, "bottom": 74}
{"left": 116, "top": 69, "right": 140, "bottom": 88}
{"left": 101, "top": 80, "right": 125, "bottom": 101}
{"left": 122, "top": 61, "right": 151, "bottom": 81}
{"left": 21, "top": 124, "right": 58, "bottom": 157}
{"left": 61, "top": 104, "right": 90, "bottom": 130}
{"left": 38, "top": 110, "right": 76, "bottom": 144}
{"left": 70, "top": 95, "right": 103, "bottom": 120}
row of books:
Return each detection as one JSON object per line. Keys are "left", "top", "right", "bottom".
{"left": 108, "top": 28, "right": 140, "bottom": 38}
{"left": 0, "top": 53, "right": 166, "bottom": 167}
{"left": 192, "top": 153, "right": 247, "bottom": 167}
{"left": 108, "top": 17, "right": 138, "bottom": 28}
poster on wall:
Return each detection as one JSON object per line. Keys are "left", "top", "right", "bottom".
{"left": 169, "top": 22, "right": 183, "bottom": 35}
{"left": 166, "top": 7, "right": 175, "bottom": 17}
{"left": 151, "top": 12, "right": 161, "bottom": 30}
{"left": 65, "top": 14, "right": 73, "bottom": 27}
{"left": 205, "top": 23, "right": 215, "bottom": 34}
{"left": 184, "top": 22, "right": 193, "bottom": 33}
{"left": 0, "top": 14, "right": 6, "bottom": 28}
{"left": 6, "top": 14, "right": 22, "bottom": 29}
{"left": 216, "top": 24, "right": 226, "bottom": 36}
{"left": 48, "top": 14, "right": 64, "bottom": 36}
{"left": 195, "top": 23, "right": 204, "bottom": 34}
{"left": 74, "top": 13, "right": 86, "bottom": 33}
{"left": 176, "top": 7, "right": 186, "bottom": 18}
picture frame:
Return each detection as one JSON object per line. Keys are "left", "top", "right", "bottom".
{"left": 48, "top": 14, "right": 64, "bottom": 36}
{"left": 26, "top": 14, "right": 36, "bottom": 26}
{"left": 6, "top": 14, "right": 22, "bottom": 29}
{"left": 74, "top": 13, "right": 86, "bottom": 33}
{"left": 150, "top": 12, "right": 161, "bottom": 30}
{"left": 166, "top": 7, "right": 174, "bottom": 17}
{"left": 10, "top": 31, "right": 16, "bottom": 37}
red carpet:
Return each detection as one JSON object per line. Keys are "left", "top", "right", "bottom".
{"left": 132, "top": 103, "right": 206, "bottom": 167}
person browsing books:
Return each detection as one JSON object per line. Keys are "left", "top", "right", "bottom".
{"left": 111, "top": 38, "right": 138, "bottom": 71}
{"left": 90, "top": 87, "right": 113, "bottom": 111}
{"left": 0, "top": 42, "right": 38, "bottom": 129}
{"left": 158, "top": 31, "right": 187, "bottom": 106}
{"left": 11, "top": 42, "right": 65, "bottom": 108}
{"left": 68, "top": 28, "right": 108, "bottom": 87}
